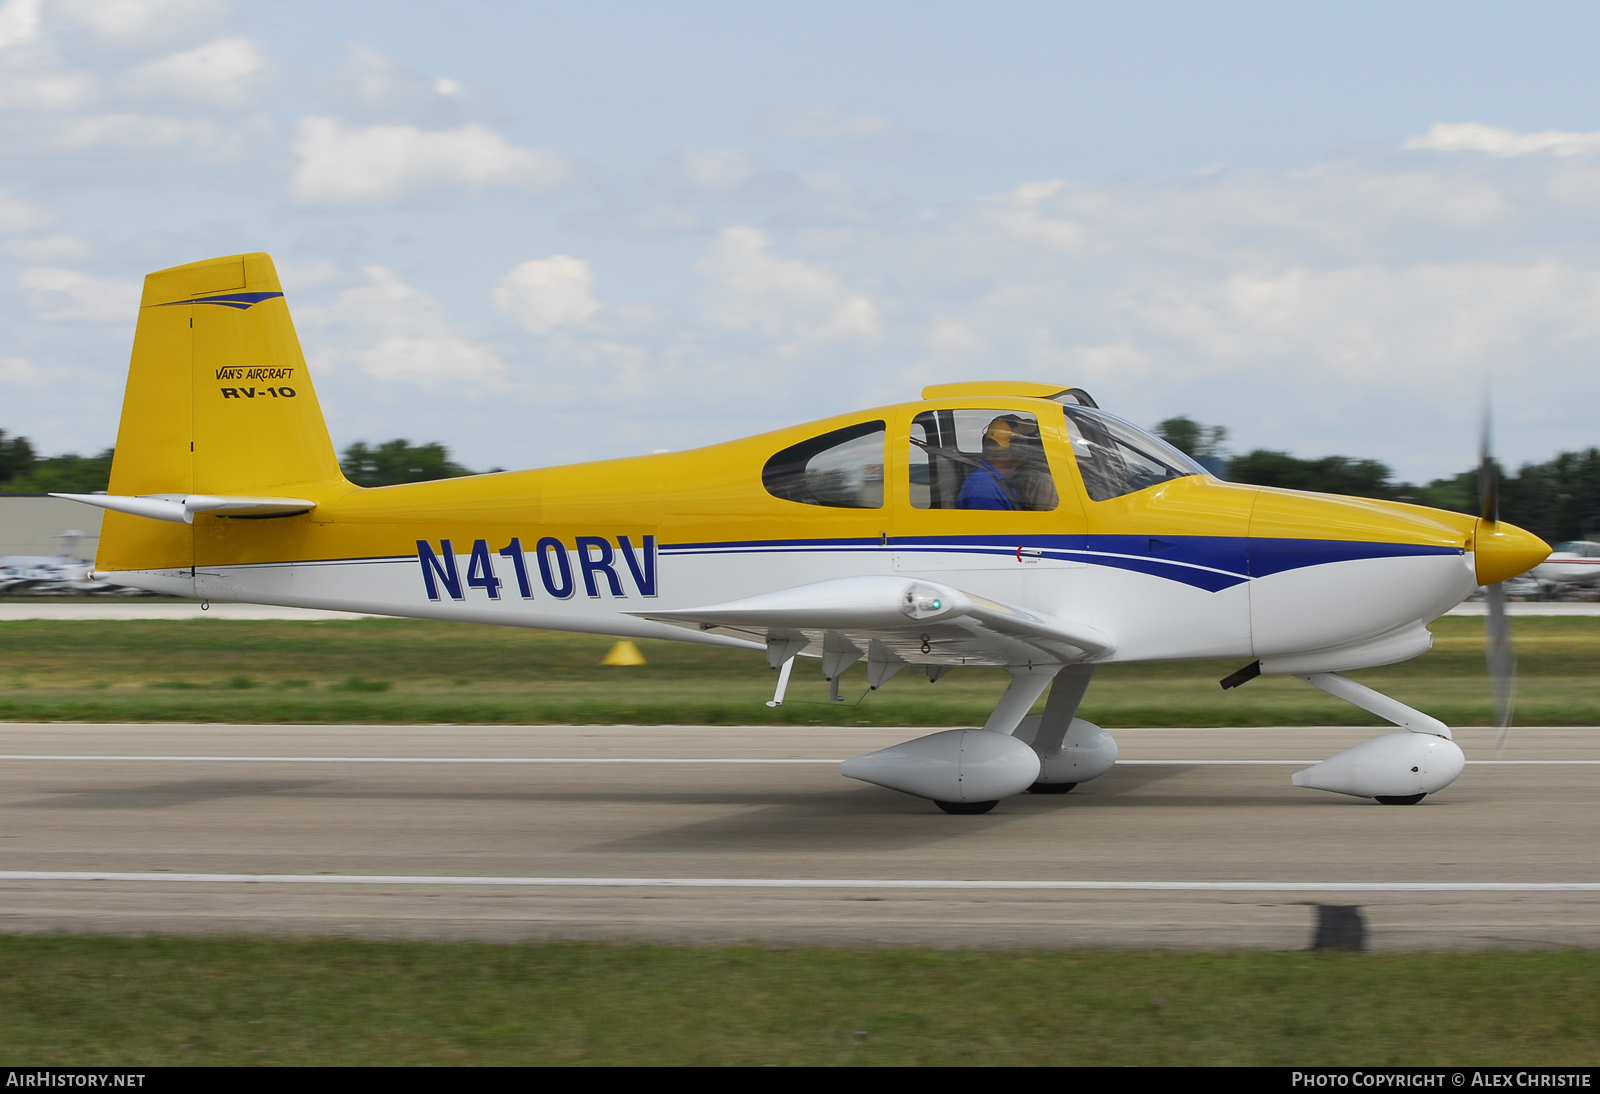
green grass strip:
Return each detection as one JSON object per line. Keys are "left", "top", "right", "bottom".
{"left": 2, "top": 615, "right": 1597, "bottom": 726}
{"left": 1, "top": 936, "right": 1597, "bottom": 1066}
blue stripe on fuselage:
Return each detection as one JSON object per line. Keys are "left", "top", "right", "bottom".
{"left": 658, "top": 535, "right": 1462, "bottom": 593}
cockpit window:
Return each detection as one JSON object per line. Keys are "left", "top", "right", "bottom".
{"left": 909, "top": 409, "right": 1058, "bottom": 511}
{"left": 1555, "top": 541, "right": 1600, "bottom": 557}
{"left": 1061, "top": 405, "right": 1206, "bottom": 501}
{"left": 763, "top": 421, "right": 885, "bottom": 509}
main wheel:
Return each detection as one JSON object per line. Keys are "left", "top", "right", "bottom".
{"left": 935, "top": 800, "right": 999, "bottom": 815}
{"left": 1027, "top": 782, "right": 1077, "bottom": 795}
{"left": 1374, "top": 793, "right": 1427, "bottom": 805}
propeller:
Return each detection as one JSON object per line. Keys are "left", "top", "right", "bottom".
{"left": 1478, "top": 406, "right": 1516, "bottom": 748}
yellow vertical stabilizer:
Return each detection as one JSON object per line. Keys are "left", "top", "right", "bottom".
{"left": 98, "top": 253, "right": 347, "bottom": 572}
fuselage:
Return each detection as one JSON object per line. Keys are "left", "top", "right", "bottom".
{"left": 1532, "top": 541, "right": 1600, "bottom": 587}
{"left": 96, "top": 390, "right": 1543, "bottom": 672}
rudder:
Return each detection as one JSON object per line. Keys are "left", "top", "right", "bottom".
{"left": 98, "top": 253, "right": 346, "bottom": 573}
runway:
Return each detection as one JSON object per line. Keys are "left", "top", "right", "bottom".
{"left": 0, "top": 723, "right": 1596, "bottom": 951}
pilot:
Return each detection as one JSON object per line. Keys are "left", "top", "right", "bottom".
{"left": 1009, "top": 420, "right": 1058, "bottom": 512}
{"left": 956, "top": 416, "right": 1026, "bottom": 510}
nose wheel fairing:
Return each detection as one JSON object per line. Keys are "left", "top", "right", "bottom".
{"left": 1287, "top": 673, "right": 1465, "bottom": 802}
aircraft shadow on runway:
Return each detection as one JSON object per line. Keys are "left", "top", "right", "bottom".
{"left": 21, "top": 778, "right": 331, "bottom": 810}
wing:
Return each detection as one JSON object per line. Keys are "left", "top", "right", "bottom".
{"left": 625, "top": 575, "right": 1114, "bottom": 671}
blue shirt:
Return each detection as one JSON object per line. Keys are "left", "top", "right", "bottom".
{"left": 957, "top": 462, "right": 1017, "bottom": 510}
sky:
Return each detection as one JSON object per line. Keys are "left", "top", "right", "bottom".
{"left": 4, "top": 1, "right": 1600, "bottom": 482}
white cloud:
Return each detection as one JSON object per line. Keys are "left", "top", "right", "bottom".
{"left": 19, "top": 266, "right": 138, "bottom": 322}
{"left": 3, "top": 234, "right": 91, "bottom": 261}
{"left": 622, "top": 203, "right": 703, "bottom": 237}
{"left": 697, "top": 225, "right": 879, "bottom": 348}
{"left": 744, "top": 133, "right": 1600, "bottom": 475}
{"left": 924, "top": 319, "right": 986, "bottom": 362}
{"left": 764, "top": 101, "right": 897, "bottom": 142}
{"left": 1133, "top": 262, "right": 1600, "bottom": 386}
{"left": 0, "top": 7, "right": 279, "bottom": 179}
{"left": 492, "top": 256, "right": 599, "bottom": 335}
{"left": 357, "top": 331, "right": 502, "bottom": 387}
{"left": 272, "top": 257, "right": 344, "bottom": 294}
{"left": 299, "top": 265, "right": 502, "bottom": 385}
{"left": 1405, "top": 121, "right": 1600, "bottom": 158}
{"left": 290, "top": 116, "right": 574, "bottom": 209}
{"left": 789, "top": 170, "right": 896, "bottom": 226}
{"left": 981, "top": 180, "right": 1083, "bottom": 251}
{"left": 15, "top": 111, "right": 265, "bottom": 172}
{"left": 0, "top": 57, "right": 97, "bottom": 112}
{"left": 126, "top": 36, "right": 272, "bottom": 108}
{"left": 0, "top": 188, "right": 52, "bottom": 233}
{"left": 663, "top": 146, "right": 759, "bottom": 193}
{"left": 0, "top": 0, "right": 40, "bottom": 49}
{"left": 52, "top": 0, "right": 229, "bottom": 52}
{"left": 0, "top": 356, "right": 45, "bottom": 384}
{"left": 309, "top": 41, "right": 489, "bottom": 125}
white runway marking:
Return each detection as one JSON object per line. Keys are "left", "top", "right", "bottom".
{"left": 0, "top": 754, "right": 840, "bottom": 764}
{"left": 1, "top": 871, "right": 1597, "bottom": 892}
{"left": 1, "top": 754, "right": 1595, "bottom": 766}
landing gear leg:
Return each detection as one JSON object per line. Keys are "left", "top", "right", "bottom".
{"left": 1017, "top": 665, "right": 1117, "bottom": 791}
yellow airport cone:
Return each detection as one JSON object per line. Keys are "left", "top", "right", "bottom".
{"left": 601, "top": 640, "right": 647, "bottom": 666}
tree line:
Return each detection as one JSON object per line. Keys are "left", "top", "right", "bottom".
{"left": 5, "top": 420, "right": 1597, "bottom": 546}
{"left": 1155, "top": 416, "right": 1600, "bottom": 546}
{"left": 0, "top": 431, "right": 113, "bottom": 494}
{"left": 0, "top": 430, "right": 479, "bottom": 493}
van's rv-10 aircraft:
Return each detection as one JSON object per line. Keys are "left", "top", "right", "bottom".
{"left": 57, "top": 254, "right": 1551, "bottom": 814}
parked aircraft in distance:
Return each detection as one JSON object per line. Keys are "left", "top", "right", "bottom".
{"left": 54, "top": 254, "right": 1550, "bottom": 813}
{"left": 0, "top": 532, "right": 114, "bottom": 595}
{"left": 1531, "top": 540, "right": 1600, "bottom": 595}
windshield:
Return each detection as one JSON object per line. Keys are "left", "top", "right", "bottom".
{"left": 1060, "top": 405, "right": 1207, "bottom": 501}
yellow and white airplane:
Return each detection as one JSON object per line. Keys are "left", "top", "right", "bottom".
{"left": 56, "top": 254, "right": 1551, "bottom": 814}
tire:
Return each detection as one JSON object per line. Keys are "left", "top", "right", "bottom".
{"left": 935, "top": 800, "right": 999, "bottom": 815}
{"left": 1374, "top": 793, "right": 1427, "bottom": 805}
{"left": 1026, "top": 782, "right": 1077, "bottom": 794}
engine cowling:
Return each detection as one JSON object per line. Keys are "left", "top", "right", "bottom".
{"left": 1291, "top": 732, "right": 1465, "bottom": 799}
{"left": 841, "top": 729, "right": 1041, "bottom": 804}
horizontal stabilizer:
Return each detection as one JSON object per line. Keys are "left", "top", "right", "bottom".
{"left": 628, "top": 576, "right": 1114, "bottom": 665}
{"left": 51, "top": 493, "right": 314, "bottom": 525}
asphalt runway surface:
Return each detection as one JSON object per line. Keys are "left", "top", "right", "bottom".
{"left": 1, "top": 722, "right": 1596, "bottom": 951}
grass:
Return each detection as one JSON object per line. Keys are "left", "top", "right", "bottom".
{"left": 0, "top": 615, "right": 1596, "bottom": 726}
{"left": 1, "top": 937, "right": 1597, "bottom": 1066}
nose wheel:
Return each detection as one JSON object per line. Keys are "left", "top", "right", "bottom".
{"left": 1374, "top": 793, "right": 1427, "bottom": 805}
{"left": 1027, "top": 782, "right": 1077, "bottom": 794}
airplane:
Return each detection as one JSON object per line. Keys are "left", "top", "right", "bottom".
{"left": 0, "top": 533, "right": 112, "bottom": 595}
{"left": 53, "top": 253, "right": 1551, "bottom": 814}
{"left": 0, "top": 559, "right": 49, "bottom": 594}
{"left": 1530, "top": 540, "right": 1600, "bottom": 596}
